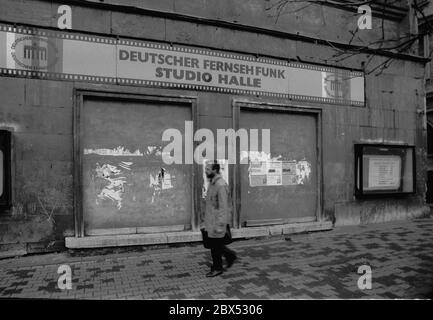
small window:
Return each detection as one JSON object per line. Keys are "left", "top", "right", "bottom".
{"left": 0, "top": 130, "right": 12, "bottom": 210}
{"left": 354, "top": 144, "right": 416, "bottom": 198}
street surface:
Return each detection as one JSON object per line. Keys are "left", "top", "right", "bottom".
{"left": 0, "top": 219, "right": 432, "bottom": 299}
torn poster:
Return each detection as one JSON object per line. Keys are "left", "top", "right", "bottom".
{"left": 282, "top": 161, "right": 297, "bottom": 185}
{"left": 266, "top": 161, "right": 282, "bottom": 186}
{"left": 296, "top": 160, "right": 312, "bottom": 185}
{"left": 249, "top": 159, "right": 311, "bottom": 187}
{"left": 94, "top": 162, "right": 130, "bottom": 209}
{"left": 249, "top": 161, "right": 267, "bottom": 187}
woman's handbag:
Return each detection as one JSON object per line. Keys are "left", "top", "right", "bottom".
{"left": 201, "top": 224, "right": 232, "bottom": 249}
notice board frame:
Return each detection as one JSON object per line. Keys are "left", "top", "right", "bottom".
{"left": 73, "top": 89, "right": 199, "bottom": 238}
{"left": 354, "top": 143, "right": 416, "bottom": 198}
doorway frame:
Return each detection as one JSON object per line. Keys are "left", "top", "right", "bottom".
{"left": 232, "top": 99, "right": 323, "bottom": 228}
{"left": 73, "top": 89, "right": 199, "bottom": 237}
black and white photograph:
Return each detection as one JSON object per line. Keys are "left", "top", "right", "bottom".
{"left": 0, "top": 0, "right": 432, "bottom": 306}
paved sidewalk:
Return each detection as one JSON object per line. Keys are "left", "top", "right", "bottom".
{"left": 0, "top": 218, "right": 432, "bottom": 299}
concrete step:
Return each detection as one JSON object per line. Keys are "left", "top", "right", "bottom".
{"left": 65, "top": 221, "right": 333, "bottom": 249}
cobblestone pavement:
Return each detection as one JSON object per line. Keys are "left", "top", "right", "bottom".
{"left": 0, "top": 218, "right": 432, "bottom": 299}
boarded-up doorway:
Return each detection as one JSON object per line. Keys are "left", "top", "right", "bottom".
{"left": 77, "top": 93, "right": 196, "bottom": 235}
{"left": 234, "top": 102, "right": 321, "bottom": 227}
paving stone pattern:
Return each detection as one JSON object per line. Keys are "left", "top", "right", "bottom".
{"left": 0, "top": 219, "right": 432, "bottom": 299}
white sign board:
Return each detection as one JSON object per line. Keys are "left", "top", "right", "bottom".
{"left": 365, "top": 155, "right": 401, "bottom": 190}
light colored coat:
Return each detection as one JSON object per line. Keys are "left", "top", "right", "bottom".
{"left": 204, "top": 174, "right": 229, "bottom": 238}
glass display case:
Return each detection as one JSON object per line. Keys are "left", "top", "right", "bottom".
{"left": 354, "top": 144, "right": 415, "bottom": 198}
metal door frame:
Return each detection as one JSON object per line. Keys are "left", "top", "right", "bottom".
{"left": 73, "top": 89, "right": 199, "bottom": 237}
{"left": 232, "top": 99, "right": 323, "bottom": 228}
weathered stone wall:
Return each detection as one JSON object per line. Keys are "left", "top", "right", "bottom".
{"left": 324, "top": 57, "right": 429, "bottom": 225}
{"left": 0, "top": 78, "right": 74, "bottom": 253}
{"left": 0, "top": 0, "right": 406, "bottom": 51}
{"left": 0, "top": 0, "right": 428, "bottom": 253}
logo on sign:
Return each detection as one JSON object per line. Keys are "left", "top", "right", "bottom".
{"left": 324, "top": 74, "right": 342, "bottom": 98}
{"left": 322, "top": 73, "right": 350, "bottom": 100}
{"left": 11, "top": 36, "right": 58, "bottom": 70}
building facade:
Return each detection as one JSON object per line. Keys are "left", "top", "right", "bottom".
{"left": 0, "top": 0, "right": 429, "bottom": 255}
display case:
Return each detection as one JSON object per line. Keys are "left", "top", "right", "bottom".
{"left": 354, "top": 144, "right": 415, "bottom": 198}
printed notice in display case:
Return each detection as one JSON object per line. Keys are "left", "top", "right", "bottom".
{"left": 365, "top": 155, "right": 401, "bottom": 190}
{"left": 355, "top": 144, "right": 415, "bottom": 197}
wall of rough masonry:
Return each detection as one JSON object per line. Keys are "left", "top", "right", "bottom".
{"left": 0, "top": 78, "right": 75, "bottom": 254}
{"left": 0, "top": 0, "right": 408, "bottom": 52}
{"left": 0, "top": 0, "right": 428, "bottom": 253}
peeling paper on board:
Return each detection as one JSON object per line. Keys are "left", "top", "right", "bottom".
{"left": 95, "top": 162, "right": 131, "bottom": 209}
{"left": 85, "top": 146, "right": 143, "bottom": 156}
{"left": 240, "top": 151, "right": 281, "bottom": 163}
{"left": 146, "top": 145, "right": 163, "bottom": 156}
{"left": 84, "top": 145, "right": 163, "bottom": 157}
{"left": 295, "top": 160, "right": 312, "bottom": 185}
